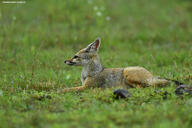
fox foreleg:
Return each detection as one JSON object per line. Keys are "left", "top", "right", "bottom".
{"left": 59, "top": 78, "right": 91, "bottom": 93}
{"left": 60, "top": 85, "right": 88, "bottom": 93}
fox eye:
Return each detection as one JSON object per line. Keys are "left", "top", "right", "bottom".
{"left": 73, "top": 55, "right": 79, "bottom": 59}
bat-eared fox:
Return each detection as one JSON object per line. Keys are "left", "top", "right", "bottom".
{"left": 62, "top": 38, "right": 170, "bottom": 92}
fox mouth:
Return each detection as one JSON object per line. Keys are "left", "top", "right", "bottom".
{"left": 64, "top": 60, "right": 76, "bottom": 65}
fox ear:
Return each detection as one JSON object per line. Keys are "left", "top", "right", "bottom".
{"left": 86, "top": 37, "right": 101, "bottom": 52}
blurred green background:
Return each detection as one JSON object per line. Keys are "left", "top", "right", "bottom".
{"left": 0, "top": 0, "right": 192, "bottom": 127}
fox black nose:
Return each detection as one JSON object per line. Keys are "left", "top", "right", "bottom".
{"left": 64, "top": 60, "right": 67, "bottom": 63}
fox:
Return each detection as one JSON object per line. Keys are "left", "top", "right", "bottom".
{"left": 62, "top": 37, "right": 169, "bottom": 92}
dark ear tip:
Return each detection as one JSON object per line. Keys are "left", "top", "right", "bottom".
{"left": 96, "top": 37, "right": 101, "bottom": 43}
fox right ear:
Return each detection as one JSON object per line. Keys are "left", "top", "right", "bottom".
{"left": 85, "top": 37, "right": 101, "bottom": 52}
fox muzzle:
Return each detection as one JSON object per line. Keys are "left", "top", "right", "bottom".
{"left": 64, "top": 60, "right": 76, "bottom": 65}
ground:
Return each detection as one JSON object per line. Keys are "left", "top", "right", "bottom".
{"left": 0, "top": 0, "right": 192, "bottom": 127}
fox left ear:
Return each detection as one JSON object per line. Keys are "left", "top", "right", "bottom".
{"left": 86, "top": 37, "right": 101, "bottom": 52}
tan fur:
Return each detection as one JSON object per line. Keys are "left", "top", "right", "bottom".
{"left": 62, "top": 38, "right": 169, "bottom": 93}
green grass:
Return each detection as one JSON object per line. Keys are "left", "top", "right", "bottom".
{"left": 0, "top": 0, "right": 192, "bottom": 127}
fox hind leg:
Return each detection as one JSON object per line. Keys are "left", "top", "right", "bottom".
{"left": 123, "top": 67, "right": 169, "bottom": 87}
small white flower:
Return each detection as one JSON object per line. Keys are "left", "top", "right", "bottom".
{"left": 93, "top": 6, "right": 98, "bottom": 11}
{"left": 88, "top": 0, "right": 93, "bottom": 4}
{"left": 66, "top": 75, "right": 70, "bottom": 80}
{"left": 26, "top": 84, "right": 29, "bottom": 89}
{"left": 12, "top": 16, "right": 16, "bottom": 21}
{"left": 106, "top": 16, "right": 111, "bottom": 21}
{"left": 96, "top": 11, "right": 102, "bottom": 16}
{"left": 20, "top": 75, "right": 24, "bottom": 79}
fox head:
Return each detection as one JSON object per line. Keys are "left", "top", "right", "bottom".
{"left": 64, "top": 38, "right": 101, "bottom": 66}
